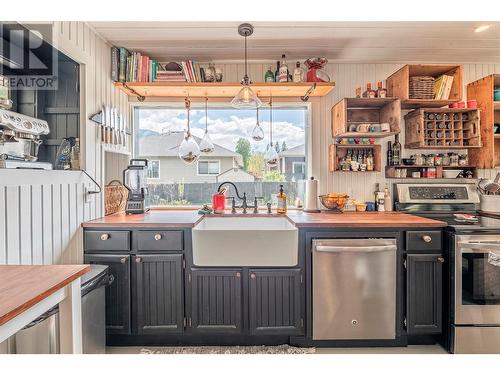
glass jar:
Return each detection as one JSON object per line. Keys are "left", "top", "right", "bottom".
{"left": 425, "top": 154, "right": 435, "bottom": 166}
{"left": 434, "top": 154, "right": 443, "bottom": 166}
{"left": 450, "top": 153, "right": 459, "bottom": 167}
{"left": 442, "top": 153, "right": 450, "bottom": 166}
{"left": 459, "top": 154, "right": 468, "bottom": 166}
{"left": 413, "top": 153, "right": 424, "bottom": 166}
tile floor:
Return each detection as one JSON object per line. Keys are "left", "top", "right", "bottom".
{"left": 106, "top": 344, "right": 448, "bottom": 354}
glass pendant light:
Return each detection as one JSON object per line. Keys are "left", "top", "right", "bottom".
{"left": 178, "top": 98, "right": 201, "bottom": 164}
{"left": 199, "top": 97, "right": 215, "bottom": 153}
{"left": 264, "top": 98, "right": 279, "bottom": 168}
{"left": 251, "top": 107, "right": 264, "bottom": 141}
{"left": 231, "top": 23, "right": 262, "bottom": 109}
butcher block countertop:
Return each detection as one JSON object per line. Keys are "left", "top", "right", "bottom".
{"left": 82, "top": 210, "right": 446, "bottom": 229}
{"left": 0, "top": 265, "right": 90, "bottom": 325}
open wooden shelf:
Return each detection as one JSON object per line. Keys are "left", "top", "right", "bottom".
{"left": 114, "top": 81, "right": 335, "bottom": 99}
{"left": 331, "top": 97, "right": 401, "bottom": 138}
{"left": 387, "top": 64, "right": 463, "bottom": 109}
{"left": 467, "top": 74, "right": 500, "bottom": 168}
{"left": 329, "top": 144, "right": 382, "bottom": 172}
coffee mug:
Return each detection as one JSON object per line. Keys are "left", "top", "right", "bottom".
{"left": 348, "top": 124, "right": 358, "bottom": 132}
{"left": 356, "top": 123, "right": 370, "bottom": 132}
{"left": 380, "top": 123, "right": 390, "bottom": 132}
{"left": 366, "top": 202, "right": 375, "bottom": 211}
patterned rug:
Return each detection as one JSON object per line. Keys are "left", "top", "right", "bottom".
{"left": 140, "top": 344, "right": 315, "bottom": 354}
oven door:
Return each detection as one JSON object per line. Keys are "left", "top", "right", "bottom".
{"left": 455, "top": 235, "right": 500, "bottom": 325}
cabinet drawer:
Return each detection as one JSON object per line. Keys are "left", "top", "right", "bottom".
{"left": 406, "top": 231, "right": 442, "bottom": 251}
{"left": 85, "top": 231, "right": 130, "bottom": 251}
{"left": 135, "top": 230, "right": 183, "bottom": 251}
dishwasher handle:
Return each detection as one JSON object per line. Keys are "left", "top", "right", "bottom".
{"left": 315, "top": 244, "right": 397, "bottom": 253}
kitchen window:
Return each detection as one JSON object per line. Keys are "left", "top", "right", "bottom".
{"left": 133, "top": 104, "right": 308, "bottom": 207}
{"left": 147, "top": 160, "right": 160, "bottom": 179}
{"left": 198, "top": 160, "right": 220, "bottom": 175}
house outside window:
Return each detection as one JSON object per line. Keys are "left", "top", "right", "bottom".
{"left": 198, "top": 160, "right": 220, "bottom": 175}
{"left": 147, "top": 160, "right": 160, "bottom": 179}
{"left": 292, "top": 161, "right": 306, "bottom": 176}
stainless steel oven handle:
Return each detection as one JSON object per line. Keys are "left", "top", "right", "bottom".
{"left": 315, "top": 245, "right": 397, "bottom": 253}
{"left": 458, "top": 242, "right": 500, "bottom": 253}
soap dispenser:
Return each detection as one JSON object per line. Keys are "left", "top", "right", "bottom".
{"left": 277, "top": 184, "right": 287, "bottom": 214}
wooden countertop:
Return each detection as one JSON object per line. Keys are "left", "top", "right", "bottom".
{"left": 0, "top": 265, "right": 90, "bottom": 325}
{"left": 286, "top": 211, "right": 447, "bottom": 228}
{"left": 82, "top": 210, "right": 446, "bottom": 229}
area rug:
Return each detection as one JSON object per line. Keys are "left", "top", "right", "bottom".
{"left": 140, "top": 344, "right": 315, "bottom": 354}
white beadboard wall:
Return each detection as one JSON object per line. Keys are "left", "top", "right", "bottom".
{"left": 192, "top": 61, "right": 500, "bottom": 201}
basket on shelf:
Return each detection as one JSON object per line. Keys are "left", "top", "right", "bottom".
{"left": 409, "top": 76, "right": 435, "bottom": 99}
{"left": 104, "top": 179, "right": 128, "bottom": 216}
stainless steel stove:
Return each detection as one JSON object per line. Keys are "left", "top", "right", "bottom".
{"left": 395, "top": 182, "right": 500, "bottom": 353}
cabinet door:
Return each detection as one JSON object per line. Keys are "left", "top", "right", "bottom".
{"left": 133, "top": 254, "right": 184, "bottom": 334}
{"left": 249, "top": 269, "right": 303, "bottom": 335}
{"left": 406, "top": 254, "right": 443, "bottom": 335}
{"left": 189, "top": 269, "right": 242, "bottom": 333}
{"left": 85, "top": 254, "right": 131, "bottom": 335}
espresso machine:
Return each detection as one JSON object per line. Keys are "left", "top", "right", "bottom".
{"left": 0, "top": 108, "right": 52, "bottom": 169}
{"left": 123, "top": 159, "right": 150, "bottom": 214}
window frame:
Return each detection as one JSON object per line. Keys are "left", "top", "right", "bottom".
{"left": 197, "top": 159, "right": 221, "bottom": 176}
{"left": 147, "top": 159, "right": 161, "bottom": 179}
{"left": 292, "top": 161, "right": 306, "bottom": 175}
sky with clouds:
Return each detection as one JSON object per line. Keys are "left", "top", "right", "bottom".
{"left": 137, "top": 107, "right": 307, "bottom": 153}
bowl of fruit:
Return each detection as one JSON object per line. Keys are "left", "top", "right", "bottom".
{"left": 319, "top": 193, "right": 349, "bottom": 211}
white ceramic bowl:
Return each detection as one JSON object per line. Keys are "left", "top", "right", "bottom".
{"left": 443, "top": 169, "right": 461, "bottom": 179}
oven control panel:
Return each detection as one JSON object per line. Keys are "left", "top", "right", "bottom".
{"left": 409, "top": 186, "right": 469, "bottom": 200}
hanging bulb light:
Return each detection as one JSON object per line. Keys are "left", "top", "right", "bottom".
{"left": 199, "top": 97, "right": 215, "bottom": 153}
{"left": 231, "top": 23, "right": 262, "bottom": 109}
{"left": 178, "top": 98, "right": 201, "bottom": 164}
{"left": 251, "top": 107, "right": 264, "bottom": 141}
{"left": 264, "top": 97, "right": 279, "bottom": 168}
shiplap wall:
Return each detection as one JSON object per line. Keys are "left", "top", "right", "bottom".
{"left": 188, "top": 61, "right": 500, "bottom": 201}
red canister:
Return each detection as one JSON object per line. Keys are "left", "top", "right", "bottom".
{"left": 456, "top": 101, "right": 465, "bottom": 108}
{"left": 212, "top": 192, "right": 226, "bottom": 213}
{"left": 467, "top": 100, "right": 478, "bottom": 109}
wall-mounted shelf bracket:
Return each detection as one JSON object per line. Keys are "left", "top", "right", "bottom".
{"left": 123, "top": 83, "right": 146, "bottom": 102}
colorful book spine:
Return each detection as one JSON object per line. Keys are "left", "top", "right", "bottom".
{"left": 111, "top": 47, "right": 119, "bottom": 82}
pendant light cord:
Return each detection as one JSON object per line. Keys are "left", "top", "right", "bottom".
{"left": 244, "top": 34, "right": 248, "bottom": 81}
{"left": 185, "top": 98, "right": 191, "bottom": 137}
{"left": 205, "top": 97, "right": 208, "bottom": 133}
{"left": 269, "top": 97, "right": 273, "bottom": 146}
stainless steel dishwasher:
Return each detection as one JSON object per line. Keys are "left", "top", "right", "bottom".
{"left": 312, "top": 238, "right": 397, "bottom": 340}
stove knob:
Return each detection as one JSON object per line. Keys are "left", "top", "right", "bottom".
{"left": 422, "top": 235, "right": 432, "bottom": 243}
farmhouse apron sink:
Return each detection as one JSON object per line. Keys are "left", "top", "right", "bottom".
{"left": 192, "top": 216, "right": 298, "bottom": 267}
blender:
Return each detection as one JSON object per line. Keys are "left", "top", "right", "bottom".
{"left": 123, "top": 159, "right": 150, "bottom": 214}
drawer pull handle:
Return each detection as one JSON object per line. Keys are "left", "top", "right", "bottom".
{"left": 438, "top": 257, "right": 445, "bottom": 263}
{"left": 135, "top": 257, "right": 142, "bottom": 263}
{"left": 154, "top": 233, "right": 162, "bottom": 241}
{"left": 100, "top": 233, "right": 110, "bottom": 241}
{"left": 422, "top": 235, "right": 432, "bottom": 243}
{"left": 120, "top": 257, "right": 127, "bottom": 264}
{"left": 236, "top": 272, "right": 241, "bottom": 278}
{"left": 250, "top": 273, "right": 256, "bottom": 279}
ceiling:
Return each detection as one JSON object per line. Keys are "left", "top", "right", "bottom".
{"left": 88, "top": 21, "right": 500, "bottom": 63}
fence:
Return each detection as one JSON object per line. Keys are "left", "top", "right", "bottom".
{"left": 147, "top": 181, "right": 301, "bottom": 206}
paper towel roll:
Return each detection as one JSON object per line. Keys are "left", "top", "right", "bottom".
{"left": 304, "top": 177, "right": 320, "bottom": 212}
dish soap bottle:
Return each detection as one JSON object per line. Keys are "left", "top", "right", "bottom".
{"left": 277, "top": 184, "right": 287, "bottom": 214}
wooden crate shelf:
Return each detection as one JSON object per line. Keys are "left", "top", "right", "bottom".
{"left": 329, "top": 144, "right": 382, "bottom": 172}
{"left": 386, "top": 165, "right": 477, "bottom": 179}
{"left": 114, "top": 81, "right": 335, "bottom": 99}
{"left": 404, "top": 108, "right": 481, "bottom": 149}
{"left": 386, "top": 64, "right": 463, "bottom": 109}
{"left": 331, "top": 97, "right": 401, "bottom": 138}
{"left": 468, "top": 74, "right": 500, "bottom": 168}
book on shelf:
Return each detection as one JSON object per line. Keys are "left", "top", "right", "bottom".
{"left": 111, "top": 47, "right": 119, "bottom": 82}
{"left": 433, "top": 75, "right": 454, "bottom": 100}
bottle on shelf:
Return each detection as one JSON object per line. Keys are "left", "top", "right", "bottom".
{"left": 387, "top": 140, "right": 394, "bottom": 166}
{"left": 384, "top": 186, "right": 393, "bottom": 212}
{"left": 264, "top": 65, "right": 275, "bottom": 82}
{"left": 277, "top": 184, "right": 287, "bottom": 214}
{"left": 274, "top": 61, "right": 280, "bottom": 82}
{"left": 362, "top": 83, "right": 377, "bottom": 98}
{"left": 392, "top": 134, "right": 401, "bottom": 166}
{"left": 366, "top": 149, "right": 374, "bottom": 171}
{"left": 292, "top": 61, "right": 304, "bottom": 83}
{"left": 376, "top": 81, "right": 387, "bottom": 98}
{"left": 278, "top": 54, "right": 289, "bottom": 82}
{"left": 374, "top": 183, "right": 381, "bottom": 211}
